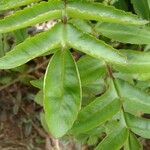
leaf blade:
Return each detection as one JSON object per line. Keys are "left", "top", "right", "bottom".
{"left": 44, "top": 50, "right": 81, "bottom": 138}
{"left": 95, "top": 22, "right": 150, "bottom": 44}
{"left": 0, "top": 1, "right": 63, "bottom": 33}
{"left": 0, "top": 23, "right": 63, "bottom": 69}
{"left": 124, "top": 133, "right": 142, "bottom": 150}
{"left": 77, "top": 55, "right": 106, "bottom": 85}
{"left": 71, "top": 79, "right": 121, "bottom": 134}
{"left": 96, "top": 127, "right": 129, "bottom": 150}
{"left": 131, "top": 0, "right": 150, "bottom": 19}
{"left": 125, "top": 113, "right": 150, "bottom": 139}
{"left": 66, "top": 24, "right": 126, "bottom": 64}
{"left": 67, "top": 1, "right": 148, "bottom": 25}
{"left": 113, "top": 50, "right": 150, "bottom": 73}
{"left": 0, "top": 0, "right": 40, "bottom": 11}
{"left": 116, "top": 79, "right": 150, "bottom": 114}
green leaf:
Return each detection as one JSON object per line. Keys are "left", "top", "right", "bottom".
{"left": 96, "top": 127, "right": 129, "bottom": 150}
{"left": 95, "top": 23, "right": 150, "bottom": 44}
{"left": 40, "top": 112, "right": 49, "bottom": 133}
{"left": 113, "top": 0, "right": 128, "bottom": 11}
{"left": 115, "top": 79, "right": 150, "bottom": 114}
{"left": 87, "top": 135, "right": 98, "bottom": 145}
{"left": 131, "top": 0, "right": 150, "bottom": 19}
{"left": 124, "top": 133, "right": 142, "bottom": 150}
{"left": 77, "top": 55, "right": 106, "bottom": 85}
{"left": 69, "top": 19, "right": 93, "bottom": 34}
{"left": 113, "top": 50, "right": 150, "bottom": 73}
{"left": 13, "top": 28, "right": 28, "bottom": 45}
{"left": 0, "top": 1, "right": 63, "bottom": 33}
{"left": 125, "top": 113, "right": 150, "bottom": 139}
{"left": 66, "top": 24, "right": 126, "bottom": 64}
{"left": 115, "top": 72, "right": 150, "bottom": 82}
{"left": 82, "top": 79, "right": 106, "bottom": 106}
{"left": 0, "top": 23, "right": 63, "bottom": 69}
{"left": 44, "top": 50, "right": 81, "bottom": 138}
{"left": 0, "top": 0, "right": 40, "bottom": 11}
{"left": 67, "top": 1, "right": 148, "bottom": 25}
{"left": 34, "top": 90, "right": 43, "bottom": 106}
{"left": 0, "top": 33, "right": 11, "bottom": 57}
{"left": 0, "top": 34, "right": 5, "bottom": 57}
{"left": 30, "top": 78, "right": 43, "bottom": 89}
{"left": 148, "top": 0, "right": 150, "bottom": 9}
{"left": 71, "top": 79, "right": 121, "bottom": 134}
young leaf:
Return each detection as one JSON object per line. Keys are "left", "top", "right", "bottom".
{"left": 124, "top": 133, "right": 142, "bottom": 150}
{"left": 44, "top": 50, "right": 81, "bottom": 138}
{"left": 67, "top": 1, "right": 148, "bottom": 25}
{"left": 113, "top": 50, "right": 150, "bottom": 73}
{"left": 0, "top": 0, "right": 40, "bottom": 11}
{"left": 71, "top": 79, "right": 121, "bottom": 134}
{"left": 0, "top": 23, "right": 63, "bottom": 69}
{"left": 96, "top": 127, "right": 129, "bottom": 150}
{"left": 66, "top": 24, "right": 126, "bottom": 64}
{"left": 0, "top": 1, "right": 63, "bottom": 33}
{"left": 115, "top": 79, "right": 150, "bottom": 114}
{"left": 125, "top": 113, "right": 150, "bottom": 139}
{"left": 95, "top": 23, "right": 150, "bottom": 44}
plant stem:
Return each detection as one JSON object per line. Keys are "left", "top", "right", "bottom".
{"left": 0, "top": 59, "right": 49, "bottom": 91}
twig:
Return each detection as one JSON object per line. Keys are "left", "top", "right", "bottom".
{"left": 53, "top": 139, "right": 60, "bottom": 150}
{"left": 0, "top": 59, "right": 49, "bottom": 91}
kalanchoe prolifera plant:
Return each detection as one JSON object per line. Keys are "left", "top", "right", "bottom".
{"left": 0, "top": 0, "right": 150, "bottom": 149}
